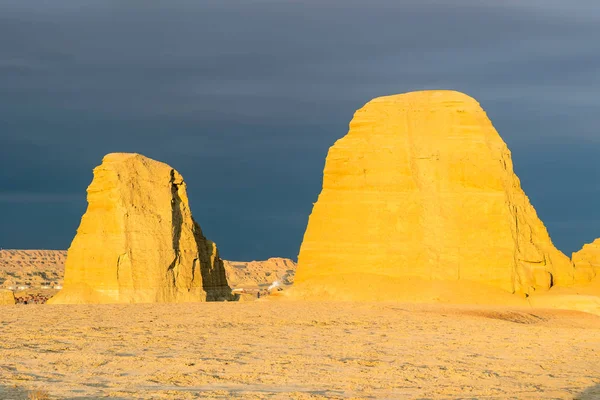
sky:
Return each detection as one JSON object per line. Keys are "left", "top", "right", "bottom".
{"left": 1, "top": 0, "right": 599, "bottom": 261}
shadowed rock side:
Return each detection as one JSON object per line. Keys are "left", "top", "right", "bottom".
{"left": 295, "top": 90, "right": 588, "bottom": 300}
{"left": 0, "top": 289, "right": 15, "bottom": 305}
{"left": 47, "top": 153, "right": 232, "bottom": 304}
{"left": 194, "top": 230, "right": 232, "bottom": 301}
{"left": 572, "top": 239, "right": 600, "bottom": 282}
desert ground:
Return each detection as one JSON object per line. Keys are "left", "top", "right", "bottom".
{"left": 1, "top": 301, "right": 599, "bottom": 399}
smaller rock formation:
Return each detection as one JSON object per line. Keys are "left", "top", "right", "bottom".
{"left": 48, "top": 153, "right": 232, "bottom": 304}
{"left": 223, "top": 258, "right": 296, "bottom": 288}
{"left": 572, "top": 239, "right": 600, "bottom": 281}
{"left": 0, "top": 289, "right": 15, "bottom": 305}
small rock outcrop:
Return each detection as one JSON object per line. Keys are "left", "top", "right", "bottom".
{"left": 223, "top": 258, "right": 296, "bottom": 288}
{"left": 295, "top": 90, "right": 584, "bottom": 299}
{"left": 0, "top": 289, "right": 15, "bottom": 305}
{"left": 48, "top": 153, "right": 232, "bottom": 304}
{"left": 572, "top": 239, "right": 600, "bottom": 281}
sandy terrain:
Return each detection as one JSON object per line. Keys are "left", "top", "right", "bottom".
{"left": 1, "top": 301, "right": 599, "bottom": 399}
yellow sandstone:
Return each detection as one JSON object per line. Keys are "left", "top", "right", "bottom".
{"left": 48, "top": 153, "right": 232, "bottom": 304}
{"left": 572, "top": 239, "right": 600, "bottom": 281}
{"left": 295, "top": 90, "right": 583, "bottom": 299}
{"left": 0, "top": 289, "right": 15, "bottom": 305}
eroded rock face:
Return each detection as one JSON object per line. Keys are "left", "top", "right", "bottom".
{"left": 0, "top": 290, "right": 15, "bottom": 305}
{"left": 223, "top": 258, "right": 297, "bottom": 288}
{"left": 572, "top": 239, "right": 600, "bottom": 281}
{"left": 295, "top": 90, "right": 580, "bottom": 298}
{"left": 48, "top": 153, "right": 232, "bottom": 304}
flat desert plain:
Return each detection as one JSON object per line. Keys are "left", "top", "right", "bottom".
{"left": 1, "top": 302, "right": 599, "bottom": 399}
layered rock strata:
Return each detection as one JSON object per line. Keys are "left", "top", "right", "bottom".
{"left": 48, "top": 153, "right": 232, "bottom": 304}
{"left": 295, "top": 90, "right": 581, "bottom": 298}
{"left": 224, "top": 258, "right": 297, "bottom": 288}
{"left": 0, "top": 250, "right": 65, "bottom": 289}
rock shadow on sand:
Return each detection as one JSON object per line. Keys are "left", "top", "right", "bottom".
{"left": 576, "top": 384, "right": 600, "bottom": 400}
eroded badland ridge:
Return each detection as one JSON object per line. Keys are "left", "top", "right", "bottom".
{"left": 0, "top": 249, "right": 296, "bottom": 295}
{"left": 0, "top": 249, "right": 66, "bottom": 289}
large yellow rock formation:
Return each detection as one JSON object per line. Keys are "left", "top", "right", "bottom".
{"left": 0, "top": 289, "right": 15, "bottom": 305}
{"left": 572, "top": 239, "right": 600, "bottom": 281}
{"left": 295, "top": 90, "right": 582, "bottom": 299}
{"left": 48, "top": 153, "right": 232, "bottom": 304}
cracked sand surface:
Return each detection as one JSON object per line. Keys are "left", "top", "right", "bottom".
{"left": 1, "top": 302, "right": 599, "bottom": 399}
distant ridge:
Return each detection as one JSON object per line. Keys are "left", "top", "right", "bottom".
{"left": 0, "top": 249, "right": 296, "bottom": 291}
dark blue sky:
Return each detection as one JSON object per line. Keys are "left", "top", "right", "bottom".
{"left": 1, "top": 1, "right": 599, "bottom": 260}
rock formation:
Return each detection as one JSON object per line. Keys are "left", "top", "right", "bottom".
{"left": 48, "top": 153, "right": 232, "bottom": 304}
{"left": 572, "top": 239, "right": 600, "bottom": 281}
{"left": 223, "top": 257, "right": 296, "bottom": 288}
{"left": 0, "top": 289, "right": 15, "bottom": 305}
{"left": 295, "top": 90, "right": 584, "bottom": 299}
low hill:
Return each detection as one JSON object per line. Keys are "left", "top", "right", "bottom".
{"left": 0, "top": 249, "right": 296, "bottom": 291}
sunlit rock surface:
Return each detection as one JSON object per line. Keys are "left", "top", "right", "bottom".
{"left": 295, "top": 90, "right": 582, "bottom": 299}
{"left": 572, "top": 239, "right": 600, "bottom": 281}
{"left": 0, "top": 289, "right": 15, "bottom": 305}
{"left": 48, "top": 153, "right": 232, "bottom": 304}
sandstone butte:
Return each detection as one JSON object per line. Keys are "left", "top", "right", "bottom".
{"left": 47, "top": 153, "right": 232, "bottom": 304}
{"left": 572, "top": 239, "right": 600, "bottom": 281}
{"left": 0, "top": 289, "right": 15, "bottom": 306}
{"left": 294, "top": 90, "right": 592, "bottom": 301}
